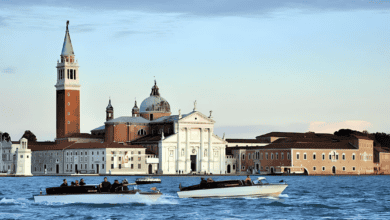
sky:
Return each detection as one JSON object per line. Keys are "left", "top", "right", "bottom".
{"left": 0, "top": 0, "right": 389, "bottom": 141}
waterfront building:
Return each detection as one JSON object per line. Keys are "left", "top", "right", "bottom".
{"left": 91, "top": 82, "right": 227, "bottom": 174}
{"left": 29, "top": 142, "right": 150, "bottom": 175}
{"left": 230, "top": 132, "right": 390, "bottom": 175}
{"left": 0, "top": 132, "right": 32, "bottom": 175}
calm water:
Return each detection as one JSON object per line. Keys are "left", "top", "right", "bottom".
{"left": 0, "top": 175, "right": 389, "bottom": 219}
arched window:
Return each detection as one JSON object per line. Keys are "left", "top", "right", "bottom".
{"left": 266, "top": 153, "right": 269, "bottom": 160}
{"left": 138, "top": 129, "right": 146, "bottom": 136}
{"left": 70, "top": 69, "right": 73, "bottom": 79}
{"left": 181, "top": 149, "right": 185, "bottom": 156}
{"left": 242, "top": 154, "right": 245, "bottom": 160}
{"left": 271, "top": 153, "right": 274, "bottom": 160}
{"left": 276, "top": 153, "right": 279, "bottom": 160}
{"left": 296, "top": 153, "right": 300, "bottom": 160}
{"left": 281, "top": 152, "right": 284, "bottom": 160}
{"left": 204, "top": 149, "right": 207, "bottom": 157}
{"left": 287, "top": 153, "right": 290, "bottom": 160}
{"left": 74, "top": 70, "right": 76, "bottom": 79}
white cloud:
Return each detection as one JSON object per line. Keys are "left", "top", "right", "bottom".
{"left": 308, "top": 120, "right": 373, "bottom": 134}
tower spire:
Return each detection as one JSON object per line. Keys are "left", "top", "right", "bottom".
{"left": 61, "top": 20, "right": 75, "bottom": 57}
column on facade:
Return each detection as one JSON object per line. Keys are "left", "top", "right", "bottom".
{"left": 208, "top": 128, "right": 213, "bottom": 173}
{"left": 185, "top": 127, "right": 190, "bottom": 173}
{"left": 176, "top": 125, "right": 180, "bottom": 172}
{"left": 199, "top": 128, "right": 204, "bottom": 172}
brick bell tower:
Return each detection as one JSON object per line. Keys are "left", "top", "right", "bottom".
{"left": 55, "top": 21, "right": 80, "bottom": 139}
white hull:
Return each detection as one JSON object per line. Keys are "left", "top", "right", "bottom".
{"left": 177, "top": 184, "right": 288, "bottom": 198}
{"left": 34, "top": 193, "right": 162, "bottom": 203}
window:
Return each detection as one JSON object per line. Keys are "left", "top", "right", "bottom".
{"left": 27, "top": 155, "right": 29, "bottom": 159}
{"left": 266, "top": 153, "right": 269, "bottom": 160}
{"left": 138, "top": 151, "right": 141, "bottom": 155}
{"left": 242, "top": 166, "right": 245, "bottom": 170}
{"left": 276, "top": 153, "right": 279, "bottom": 160}
{"left": 138, "top": 129, "right": 146, "bottom": 136}
{"left": 102, "top": 157, "right": 104, "bottom": 161}
{"left": 281, "top": 153, "right": 284, "bottom": 160}
{"left": 119, "top": 164, "right": 121, "bottom": 169}
{"left": 313, "top": 167, "right": 316, "bottom": 171}
{"left": 343, "top": 167, "right": 346, "bottom": 171}
{"left": 138, "top": 164, "right": 141, "bottom": 169}
{"left": 76, "top": 152, "right": 78, "bottom": 156}
{"left": 296, "top": 153, "right": 300, "bottom": 160}
{"left": 261, "top": 153, "right": 263, "bottom": 160}
{"left": 322, "top": 153, "right": 325, "bottom": 160}
{"left": 102, "top": 151, "right": 104, "bottom": 155}
{"left": 67, "top": 164, "right": 68, "bottom": 169}
{"left": 304, "top": 153, "right": 307, "bottom": 160}
{"left": 138, "top": 157, "right": 141, "bottom": 161}
{"left": 68, "top": 102, "right": 70, "bottom": 106}
{"left": 97, "top": 151, "right": 99, "bottom": 155}
{"left": 67, "top": 121, "right": 70, "bottom": 124}
{"left": 92, "top": 157, "right": 94, "bottom": 161}
{"left": 313, "top": 154, "right": 316, "bottom": 160}
{"left": 131, "top": 164, "right": 134, "bottom": 169}
{"left": 242, "top": 154, "right": 245, "bottom": 160}
{"left": 81, "top": 152, "right": 83, "bottom": 155}
{"left": 170, "top": 151, "right": 173, "bottom": 157}
{"left": 352, "top": 154, "right": 356, "bottom": 160}
{"left": 329, "top": 154, "right": 332, "bottom": 160}
{"left": 287, "top": 153, "right": 290, "bottom": 160}
{"left": 322, "top": 166, "right": 325, "bottom": 171}
{"left": 352, "top": 167, "right": 356, "bottom": 171}
{"left": 233, "top": 165, "right": 235, "bottom": 170}
{"left": 111, "top": 164, "right": 114, "bottom": 169}
{"left": 80, "top": 157, "right": 83, "bottom": 162}
{"left": 85, "top": 152, "right": 87, "bottom": 155}
{"left": 92, "top": 164, "right": 94, "bottom": 169}
{"left": 336, "top": 155, "right": 339, "bottom": 160}
{"left": 119, "top": 157, "right": 121, "bottom": 161}
{"left": 80, "top": 164, "right": 83, "bottom": 169}
{"left": 20, "top": 155, "right": 23, "bottom": 158}
{"left": 271, "top": 153, "right": 274, "bottom": 160}
{"left": 102, "top": 164, "right": 104, "bottom": 169}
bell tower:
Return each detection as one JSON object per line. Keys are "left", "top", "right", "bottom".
{"left": 106, "top": 98, "right": 114, "bottom": 121}
{"left": 55, "top": 21, "right": 80, "bottom": 139}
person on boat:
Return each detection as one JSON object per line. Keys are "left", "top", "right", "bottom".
{"left": 200, "top": 177, "right": 207, "bottom": 184}
{"left": 111, "top": 180, "right": 122, "bottom": 192}
{"left": 79, "top": 179, "right": 86, "bottom": 186}
{"left": 122, "top": 179, "right": 129, "bottom": 191}
{"left": 60, "top": 179, "right": 68, "bottom": 187}
{"left": 100, "top": 177, "right": 112, "bottom": 192}
{"left": 70, "top": 181, "right": 76, "bottom": 186}
{"left": 245, "top": 175, "right": 252, "bottom": 185}
{"left": 207, "top": 177, "right": 214, "bottom": 183}
{"left": 74, "top": 180, "right": 80, "bottom": 186}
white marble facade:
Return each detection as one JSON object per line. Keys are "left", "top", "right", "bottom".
{"left": 158, "top": 111, "right": 227, "bottom": 174}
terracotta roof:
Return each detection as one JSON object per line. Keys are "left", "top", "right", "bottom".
{"left": 226, "top": 139, "right": 269, "bottom": 143}
{"left": 256, "top": 132, "right": 335, "bottom": 139}
{"left": 29, "top": 142, "right": 144, "bottom": 151}
{"left": 64, "top": 133, "right": 104, "bottom": 139}
{"left": 374, "top": 147, "right": 389, "bottom": 153}
{"left": 145, "top": 149, "right": 156, "bottom": 155}
{"left": 131, "top": 134, "right": 173, "bottom": 144}
{"left": 265, "top": 140, "right": 356, "bottom": 150}
{"left": 353, "top": 135, "right": 372, "bottom": 140}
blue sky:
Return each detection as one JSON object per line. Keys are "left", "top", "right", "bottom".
{"left": 1, "top": 0, "right": 389, "bottom": 141}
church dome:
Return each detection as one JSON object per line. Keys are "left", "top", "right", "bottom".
{"left": 139, "top": 81, "right": 171, "bottom": 113}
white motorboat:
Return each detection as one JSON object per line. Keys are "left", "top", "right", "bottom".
{"left": 34, "top": 184, "right": 162, "bottom": 203}
{"left": 177, "top": 177, "right": 288, "bottom": 199}
{"left": 135, "top": 177, "right": 161, "bottom": 185}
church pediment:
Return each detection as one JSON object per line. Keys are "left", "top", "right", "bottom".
{"left": 179, "top": 111, "right": 215, "bottom": 124}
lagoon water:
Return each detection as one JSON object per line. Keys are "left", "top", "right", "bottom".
{"left": 0, "top": 175, "right": 389, "bottom": 219}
